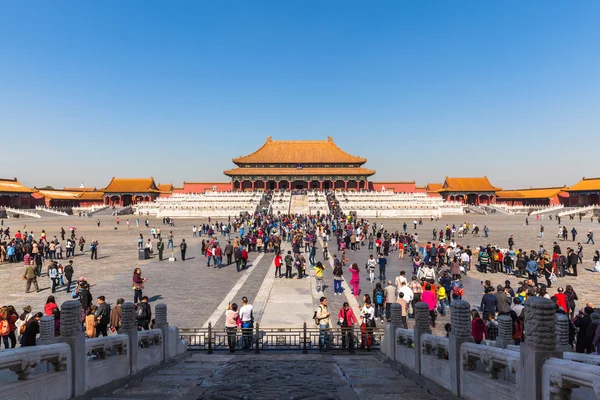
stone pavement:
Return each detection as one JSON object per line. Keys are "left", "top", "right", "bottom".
{"left": 95, "top": 353, "right": 440, "bottom": 400}
{"left": 2, "top": 213, "right": 599, "bottom": 333}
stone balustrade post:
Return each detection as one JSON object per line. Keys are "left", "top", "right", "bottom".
{"left": 155, "top": 303, "right": 169, "bottom": 360}
{"left": 387, "top": 303, "right": 402, "bottom": 361}
{"left": 413, "top": 302, "right": 431, "bottom": 375}
{"left": 57, "top": 300, "right": 86, "bottom": 396}
{"left": 519, "top": 297, "right": 562, "bottom": 400}
{"left": 121, "top": 302, "right": 138, "bottom": 373}
{"left": 449, "top": 300, "right": 473, "bottom": 397}
{"left": 555, "top": 313, "right": 571, "bottom": 352}
{"left": 39, "top": 316, "right": 56, "bottom": 345}
{"left": 496, "top": 314, "right": 513, "bottom": 349}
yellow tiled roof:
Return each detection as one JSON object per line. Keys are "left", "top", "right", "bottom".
{"left": 157, "top": 184, "right": 173, "bottom": 193}
{"left": 496, "top": 187, "right": 566, "bottom": 199}
{"left": 102, "top": 178, "right": 160, "bottom": 193}
{"left": 426, "top": 183, "right": 442, "bottom": 191}
{"left": 0, "top": 178, "right": 32, "bottom": 194}
{"left": 34, "top": 189, "right": 105, "bottom": 201}
{"left": 440, "top": 177, "right": 501, "bottom": 192}
{"left": 63, "top": 187, "right": 97, "bottom": 192}
{"left": 566, "top": 177, "right": 600, "bottom": 192}
{"left": 224, "top": 167, "right": 376, "bottom": 177}
{"left": 232, "top": 136, "right": 367, "bottom": 165}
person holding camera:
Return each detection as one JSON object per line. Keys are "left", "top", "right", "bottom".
{"left": 316, "top": 297, "right": 331, "bottom": 352}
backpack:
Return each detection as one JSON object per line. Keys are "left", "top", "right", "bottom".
{"left": 136, "top": 304, "right": 148, "bottom": 320}
{"left": 0, "top": 320, "right": 9, "bottom": 337}
{"left": 375, "top": 290, "right": 384, "bottom": 305}
{"left": 452, "top": 286, "right": 462, "bottom": 297}
{"left": 313, "top": 306, "right": 322, "bottom": 326}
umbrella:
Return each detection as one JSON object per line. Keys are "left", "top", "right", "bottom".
{"left": 69, "top": 227, "right": 76, "bottom": 231}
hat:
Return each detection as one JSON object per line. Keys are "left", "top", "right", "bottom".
{"left": 23, "top": 305, "right": 32, "bottom": 312}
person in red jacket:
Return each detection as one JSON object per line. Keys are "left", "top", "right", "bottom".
{"left": 553, "top": 287, "right": 568, "bottom": 313}
{"left": 338, "top": 302, "right": 357, "bottom": 353}
{"left": 471, "top": 310, "right": 488, "bottom": 344}
{"left": 44, "top": 295, "right": 58, "bottom": 316}
{"left": 274, "top": 253, "right": 282, "bottom": 278}
{"left": 241, "top": 247, "right": 248, "bottom": 269}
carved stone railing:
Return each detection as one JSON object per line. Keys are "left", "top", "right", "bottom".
{"left": 0, "top": 343, "right": 71, "bottom": 399}
{"left": 84, "top": 335, "right": 130, "bottom": 392}
{"left": 421, "top": 334, "right": 451, "bottom": 391}
{"left": 460, "top": 342, "right": 519, "bottom": 400}
{"left": 0, "top": 301, "right": 185, "bottom": 400}
{"left": 542, "top": 357, "right": 600, "bottom": 399}
{"left": 380, "top": 298, "right": 600, "bottom": 400}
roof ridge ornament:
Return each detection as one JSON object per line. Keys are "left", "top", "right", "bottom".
{"left": 327, "top": 136, "right": 333, "bottom": 142}
{"left": 266, "top": 136, "right": 273, "bottom": 142}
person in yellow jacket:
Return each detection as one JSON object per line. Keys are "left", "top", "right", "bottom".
{"left": 437, "top": 283, "right": 447, "bottom": 316}
{"left": 315, "top": 261, "right": 325, "bottom": 292}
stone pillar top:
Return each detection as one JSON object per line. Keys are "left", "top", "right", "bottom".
{"left": 40, "top": 315, "right": 56, "bottom": 345}
{"left": 121, "top": 302, "right": 136, "bottom": 331}
{"left": 155, "top": 303, "right": 167, "bottom": 325}
{"left": 450, "top": 300, "right": 471, "bottom": 338}
{"left": 60, "top": 300, "right": 82, "bottom": 337}
{"left": 390, "top": 303, "right": 402, "bottom": 327}
{"left": 524, "top": 297, "right": 557, "bottom": 351}
{"left": 414, "top": 302, "right": 431, "bottom": 333}
{"left": 497, "top": 314, "right": 513, "bottom": 341}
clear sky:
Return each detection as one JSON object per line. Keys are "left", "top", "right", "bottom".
{"left": 1, "top": 1, "right": 599, "bottom": 189}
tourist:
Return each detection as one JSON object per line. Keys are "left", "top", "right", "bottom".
{"left": 64, "top": 260, "right": 74, "bottom": 293}
{"left": 20, "top": 312, "right": 42, "bottom": 347}
{"left": 239, "top": 297, "right": 254, "bottom": 349}
{"left": 565, "top": 285, "right": 578, "bottom": 319}
{"left": 179, "top": 239, "right": 187, "bottom": 261}
{"left": 136, "top": 296, "right": 152, "bottom": 331}
{"left": 167, "top": 231, "right": 174, "bottom": 249}
{"left": 338, "top": 302, "right": 357, "bottom": 353}
{"left": 396, "top": 292, "right": 409, "bottom": 328}
{"left": 586, "top": 230, "right": 595, "bottom": 245}
{"left": 360, "top": 298, "right": 376, "bottom": 350}
{"left": 366, "top": 254, "right": 376, "bottom": 283}
{"left": 90, "top": 240, "right": 98, "bottom": 260}
{"left": 437, "top": 282, "right": 447, "bottom": 316}
{"left": 315, "top": 296, "right": 331, "bottom": 352}
{"left": 373, "top": 283, "right": 385, "bottom": 323}
{"left": 225, "top": 302, "right": 239, "bottom": 353}
{"left": 94, "top": 296, "right": 111, "bottom": 337}
{"left": 486, "top": 314, "right": 498, "bottom": 341}
{"left": 349, "top": 263, "right": 360, "bottom": 297}
{"left": 284, "top": 250, "right": 294, "bottom": 279}
{"left": 384, "top": 280, "right": 397, "bottom": 321}
{"left": 422, "top": 284, "right": 437, "bottom": 327}
{"left": 85, "top": 306, "right": 97, "bottom": 338}
{"left": 157, "top": 238, "right": 164, "bottom": 261}
{"left": 377, "top": 253, "right": 387, "bottom": 281}
{"left": 224, "top": 241, "right": 234, "bottom": 265}
{"left": 132, "top": 268, "right": 148, "bottom": 304}
{"left": 0, "top": 306, "right": 18, "bottom": 348}
{"left": 274, "top": 252, "right": 282, "bottom": 278}
{"left": 23, "top": 260, "right": 39, "bottom": 293}
{"left": 44, "top": 295, "right": 58, "bottom": 316}
{"left": 48, "top": 261, "right": 59, "bottom": 293}
{"left": 526, "top": 256, "right": 538, "bottom": 286}
{"left": 315, "top": 261, "right": 325, "bottom": 292}
{"left": 471, "top": 310, "right": 487, "bottom": 344}
{"left": 110, "top": 298, "right": 124, "bottom": 334}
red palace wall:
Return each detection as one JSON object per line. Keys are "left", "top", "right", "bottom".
{"left": 175, "top": 182, "right": 233, "bottom": 193}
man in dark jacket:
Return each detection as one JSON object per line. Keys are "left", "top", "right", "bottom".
{"left": 480, "top": 287, "right": 498, "bottom": 321}
{"left": 568, "top": 248, "right": 579, "bottom": 277}
{"left": 234, "top": 247, "right": 242, "bottom": 272}
{"left": 94, "top": 296, "right": 111, "bottom": 337}
{"left": 574, "top": 307, "right": 593, "bottom": 353}
{"left": 64, "top": 260, "right": 74, "bottom": 293}
{"left": 495, "top": 286, "right": 511, "bottom": 315}
{"left": 179, "top": 239, "right": 187, "bottom": 261}
{"left": 136, "top": 296, "right": 152, "bottom": 331}
{"left": 224, "top": 241, "right": 234, "bottom": 265}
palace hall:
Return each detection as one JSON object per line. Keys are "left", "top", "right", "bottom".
{"left": 224, "top": 136, "right": 375, "bottom": 191}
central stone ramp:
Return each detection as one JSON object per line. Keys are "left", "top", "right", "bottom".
{"left": 95, "top": 353, "right": 440, "bottom": 400}
{"left": 289, "top": 193, "right": 309, "bottom": 215}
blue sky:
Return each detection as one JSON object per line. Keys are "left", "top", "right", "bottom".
{"left": 1, "top": 1, "right": 598, "bottom": 189}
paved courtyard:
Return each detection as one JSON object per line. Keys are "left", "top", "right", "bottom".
{"left": 1, "top": 213, "right": 599, "bottom": 334}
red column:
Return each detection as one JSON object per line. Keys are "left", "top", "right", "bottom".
{"left": 344, "top": 181, "right": 348, "bottom": 190}
{"left": 319, "top": 181, "right": 323, "bottom": 190}
{"left": 476, "top": 195, "right": 480, "bottom": 206}
{"left": 252, "top": 181, "right": 255, "bottom": 191}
